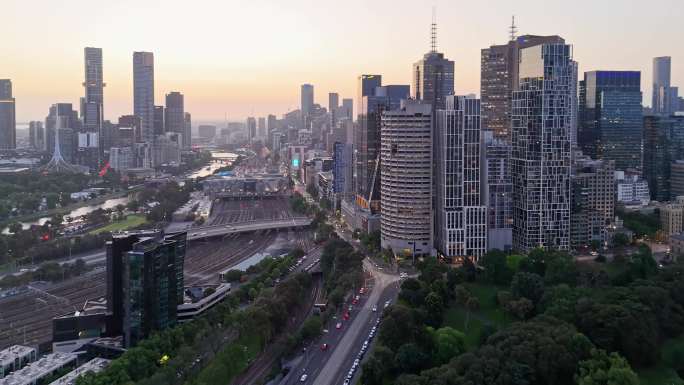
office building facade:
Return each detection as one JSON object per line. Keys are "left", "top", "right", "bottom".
{"left": 483, "top": 130, "right": 513, "bottom": 251}
{"left": 164, "top": 92, "right": 184, "bottom": 139}
{"left": 480, "top": 35, "right": 565, "bottom": 140}
{"left": 643, "top": 115, "right": 684, "bottom": 201}
{"left": 511, "top": 42, "right": 574, "bottom": 252}
{"left": 380, "top": 100, "right": 433, "bottom": 256}
{"left": 133, "top": 52, "right": 155, "bottom": 143}
{"left": 83, "top": 47, "right": 104, "bottom": 137}
{"left": 29, "top": 121, "right": 45, "bottom": 151}
{"left": 652, "top": 56, "right": 678, "bottom": 115}
{"left": 301, "top": 84, "right": 314, "bottom": 119}
{"left": 106, "top": 231, "right": 186, "bottom": 347}
{"left": 578, "top": 71, "right": 642, "bottom": 170}
{"left": 412, "top": 48, "right": 454, "bottom": 110}
{"left": 570, "top": 156, "right": 615, "bottom": 248}
{"left": 434, "top": 96, "right": 487, "bottom": 261}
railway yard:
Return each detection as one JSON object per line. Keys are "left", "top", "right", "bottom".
{"left": 0, "top": 197, "right": 313, "bottom": 351}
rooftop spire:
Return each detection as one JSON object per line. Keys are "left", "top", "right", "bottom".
{"left": 509, "top": 15, "right": 518, "bottom": 41}
{"left": 430, "top": 7, "right": 437, "bottom": 53}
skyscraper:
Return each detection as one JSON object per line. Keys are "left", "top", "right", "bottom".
{"left": 257, "top": 117, "right": 266, "bottom": 138}
{"left": 481, "top": 35, "right": 565, "bottom": 140}
{"left": 133, "top": 52, "right": 154, "bottom": 143}
{"left": 29, "top": 121, "right": 45, "bottom": 150}
{"left": 45, "top": 103, "right": 80, "bottom": 160}
{"left": 246, "top": 117, "right": 256, "bottom": 144}
{"left": 301, "top": 84, "right": 314, "bottom": 118}
{"left": 570, "top": 155, "right": 615, "bottom": 248}
{"left": 380, "top": 100, "right": 433, "bottom": 256}
{"left": 341, "top": 98, "right": 354, "bottom": 121}
{"left": 643, "top": 115, "right": 684, "bottom": 201}
{"left": 0, "top": 79, "right": 15, "bottom": 150}
{"left": 328, "top": 92, "right": 339, "bottom": 114}
{"left": 354, "top": 80, "right": 410, "bottom": 212}
{"left": 434, "top": 96, "right": 487, "bottom": 262}
{"left": 357, "top": 75, "right": 382, "bottom": 121}
{"left": 578, "top": 71, "right": 643, "bottom": 170}
{"left": 83, "top": 47, "right": 104, "bottom": 136}
{"left": 483, "top": 130, "right": 513, "bottom": 251}
{"left": 153, "top": 105, "right": 165, "bottom": 135}
{"left": 106, "top": 231, "right": 186, "bottom": 348}
{"left": 652, "top": 56, "right": 678, "bottom": 115}
{"left": 412, "top": 22, "right": 454, "bottom": 110}
{"left": 184, "top": 112, "right": 191, "bottom": 149}
{"left": 164, "top": 92, "right": 184, "bottom": 143}
{"left": 511, "top": 42, "right": 574, "bottom": 252}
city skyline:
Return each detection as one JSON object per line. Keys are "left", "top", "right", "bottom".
{"left": 3, "top": 0, "right": 683, "bottom": 122}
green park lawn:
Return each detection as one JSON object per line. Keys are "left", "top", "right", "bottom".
{"left": 90, "top": 214, "right": 148, "bottom": 234}
{"left": 443, "top": 282, "right": 511, "bottom": 350}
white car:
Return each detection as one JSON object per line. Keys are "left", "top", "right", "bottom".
{"left": 372, "top": 306, "right": 377, "bottom": 312}
{"left": 300, "top": 374, "right": 308, "bottom": 382}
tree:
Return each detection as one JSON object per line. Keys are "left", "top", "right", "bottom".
{"left": 480, "top": 249, "right": 513, "bottom": 285}
{"left": 504, "top": 297, "right": 534, "bottom": 320}
{"left": 433, "top": 327, "right": 466, "bottom": 365}
{"left": 511, "top": 272, "right": 545, "bottom": 304}
{"left": 395, "top": 343, "right": 428, "bottom": 374}
{"left": 425, "top": 292, "right": 445, "bottom": 326}
{"left": 612, "top": 233, "right": 630, "bottom": 248}
{"left": 544, "top": 252, "right": 578, "bottom": 285}
{"left": 575, "top": 349, "right": 639, "bottom": 385}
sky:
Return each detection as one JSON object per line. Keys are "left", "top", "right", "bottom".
{"left": 3, "top": 0, "right": 684, "bottom": 123}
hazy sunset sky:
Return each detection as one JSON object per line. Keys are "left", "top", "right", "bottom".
{"left": 3, "top": 0, "right": 683, "bottom": 122}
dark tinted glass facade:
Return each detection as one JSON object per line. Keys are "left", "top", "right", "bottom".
{"left": 643, "top": 115, "right": 684, "bottom": 201}
{"left": 578, "top": 71, "right": 642, "bottom": 170}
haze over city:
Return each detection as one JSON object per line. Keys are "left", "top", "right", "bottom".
{"left": 4, "top": 0, "right": 683, "bottom": 121}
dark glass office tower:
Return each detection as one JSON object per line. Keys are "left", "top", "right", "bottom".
{"left": 106, "top": 231, "right": 186, "bottom": 347}
{"left": 412, "top": 50, "right": 454, "bottom": 110}
{"left": 356, "top": 75, "right": 382, "bottom": 121}
{"left": 643, "top": 115, "right": 684, "bottom": 201}
{"left": 133, "top": 52, "right": 155, "bottom": 143}
{"left": 578, "top": 71, "right": 642, "bottom": 170}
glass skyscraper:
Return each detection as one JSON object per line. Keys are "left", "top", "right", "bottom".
{"left": 0, "top": 79, "right": 15, "bottom": 150}
{"left": 512, "top": 43, "right": 574, "bottom": 252}
{"left": 412, "top": 50, "right": 454, "bottom": 110}
{"left": 578, "top": 71, "right": 643, "bottom": 170}
{"left": 643, "top": 115, "right": 684, "bottom": 201}
{"left": 133, "top": 52, "right": 155, "bottom": 144}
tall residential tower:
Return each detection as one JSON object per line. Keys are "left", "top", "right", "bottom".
{"left": 133, "top": 52, "right": 155, "bottom": 143}
{"left": 0, "top": 79, "right": 15, "bottom": 150}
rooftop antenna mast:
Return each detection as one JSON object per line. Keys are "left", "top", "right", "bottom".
{"left": 509, "top": 15, "right": 518, "bottom": 41}
{"left": 430, "top": 7, "right": 437, "bottom": 53}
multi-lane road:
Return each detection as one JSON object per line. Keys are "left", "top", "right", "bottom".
{"left": 277, "top": 259, "right": 401, "bottom": 385}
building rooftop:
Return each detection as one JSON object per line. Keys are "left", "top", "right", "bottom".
{"left": 48, "top": 358, "right": 110, "bottom": 385}
{"left": 0, "top": 346, "right": 35, "bottom": 368}
{"left": 0, "top": 353, "right": 77, "bottom": 385}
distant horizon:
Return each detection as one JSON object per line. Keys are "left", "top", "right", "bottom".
{"left": 4, "top": 0, "right": 683, "bottom": 121}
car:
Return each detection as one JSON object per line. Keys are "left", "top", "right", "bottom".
{"left": 372, "top": 306, "right": 377, "bottom": 312}
{"left": 300, "top": 374, "right": 308, "bottom": 382}
{"left": 343, "top": 312, "right": 350, "bottom": 320}
{"left": 348, "top": 305, "right": 353, "bottom": 311}
{"left": 336, "top": 322, "right": 342, "bottom": 329}
{"left": 355, "top": 295, "right": 360, "bottom": 301}
{"left": 359, "top": 287, "right": 365, "bottom": 294}
{"left": 352, "top": 298, "right": 358, "bottom": 305}
{"left": 323, "top": 329, "right": 329, "bottom": 333}
{"left": 321, "top": 343, "right": 328, "bottom": 351}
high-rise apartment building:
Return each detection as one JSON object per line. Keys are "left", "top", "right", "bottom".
{"left": 328, "top": 92, "right": 339, "bottom": 120}
{"left": 133, "top": 52, "right": 155, "bottom": 143}
{"left": 83, "top": 47, "right": 104, "bottom": 138}
{"left": 106, "top": 231, "right": 186, "bottom": 347}
{"left": 412, "top": 29, "right": 454, "bottom": 111}
{"left": 481, "top": 35, "right": 565, "bottom": 140}
{"left": 164, "top": 92, "right": 184, "bottom": 146}
{"left": 301, "top": 84, "right": 314, "bottom": 118}
{"left": 643, "top": 115, "right": 684, "bottom": 201}
{"left": 482, "top": 130, "right": 513, "bottom": 251}
{"left": 511, "top": 42, "right": 574, "bottom": 252}
{"left": 380, "top": 100, "right": 433, "bottom": 256}
{"left": 652, "top": 56, "right": 678, "bottom": 115}
{"left": 434, "top": 96, "right": 487, "bottom": 262}
{"left": 578, "top": 71, "right": 643, "bottom": 170}
{"left": 0, "top": 79, "right": 16, "bottom": 150}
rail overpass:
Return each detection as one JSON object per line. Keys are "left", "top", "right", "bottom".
{"left": 186, "top": 217, "right": 312, "bottom": 240}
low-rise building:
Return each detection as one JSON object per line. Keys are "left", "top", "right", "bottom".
{"left": 0, "top": 353, "right": 77, "bottom": 385}
{"left": 48, "top": 358, "right": 110, "bottom": 385}
{"left": 0, "top": 346, "right": 36, "bottom": 379}
{"left": 670, "top": 233, "right": 684, "bottom": 260}
{"left": 661, "top": 197, "right": 684, "bottom": 236}
{"left": 615, "top": 171, "right": 650, "bottom": 207}
{"left": 177, "top": 283, "right": 231, "bottom": 323}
